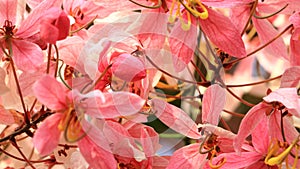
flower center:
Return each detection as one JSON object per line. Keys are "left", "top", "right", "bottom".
{"left": 264, "top": 137, "right": 299, "bottom": 168}
{"left": 168, "top": 0, "right": 208, "bottom": 30}
{"left": 0, "top": 20, "right": 16, "bottom": 39}
{"left": 58, "top": 105, "right": 84, "bottom": 142}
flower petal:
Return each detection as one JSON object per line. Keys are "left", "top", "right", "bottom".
{"left": 85, "top": 92, "right": 145, "bottom": 119}
{"left": 169, "top": 14, "right": 198, "bottom": 72}
{"left": 11, "top": 39, "right": 43, "bottom": 72}
{"left": 78, "top": 135, "right": 117, "bottom": 169}
{"left": 280, "top": 66, "right": 300, "bottom": 88}
{"left": 33, "top": 75, "right": 67, "bottom": 110}
{"left": 202, "top": 84, "right": 226, "bottom": 125}
{"left": 151, "top": 99, "right": 201, "bottom": 139}
{"left": 33, "top": 113, "right": 63, "bottom": 156}
{"left": 166, "top": 143, "right": 207, "bottom": 169}
{"left": 252, "top": 17, "right": 288, "bottom": 61}
{"left": 199, "top": 8, "right": 246, "bottom": 58}
{"left": 263, "top": 88, "right": 300, "bottom": 117}
{"left": 234, "top": 102, "right": 270, "bottom": 153}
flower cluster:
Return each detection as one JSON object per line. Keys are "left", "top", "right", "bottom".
{"left": 0, "top": 0, "right": 299, "bottom": 168}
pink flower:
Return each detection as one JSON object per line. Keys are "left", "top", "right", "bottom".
{"left": 40, "top": 8, "right": 70, "bottom": 44}
{"left": 32, "top": 75, "right": 145, "bottom": 155}
{"left": 211, "top": 116, "right": 300, "bottom": 168}
{"left": 289, "top": 12, "right": 300, "bottom": 66}
{"left": 234, "top": 88, "right": 300, "bottom": 154}
{"left": 0, "top": 0, "right": 61, "bottom": 72}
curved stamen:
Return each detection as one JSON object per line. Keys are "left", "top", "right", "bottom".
{"left": 265, "top": 137, "right": 299, "bottom": 166}
{"left": 208, "top": 146, "right": 226, "bottom": 169}
{"left": 254, "top": 4, "right": 288, "bottom": 19}
{"left": 179, "top": 0, "right": 208, "bottom": 19}
{"left": 129, "top": 0, "right": 162, "bottom": 9}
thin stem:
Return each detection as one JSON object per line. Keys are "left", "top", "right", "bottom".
{"left": 70, "top": 15, "right": 98, "bottom": 35}
{"left": 241, "top": 0, "right": 258, "bottom": 36}
{"left": 0, "top": 111, "right": 52, "bottom": 143}
{"left": 10, "top": 138, "right": 35, "bottom": 169}
{"left": 253, "top": 4, "right": 288, "bottom": 19}
{"left": 81, "top": 64, "right": 112, "bottom": 93}
{"left": 46, "top": 44, "right": 52, "bottom": 74}
{"left": 54, "top": 44, "right": 59, "bottom": 77}
{"left": 223, "top": 109, "right": 245, "bottom": 118}
{"left": 226, "top": 87, "right": 255, "bottom": 107}
{"left": 146, "top": 55, "right": 210, "bottom": 86}
{"left": 8, "top": 54, "right": 29, "bottom": 123}
{"left": 220, "top": 117, "right": 232, "bottom": 132}
{"left": 190, "top": 60, "right": 207, "bottom": 82}
{"left": 129, "top": 0, "right": 162, "bottom": 9}
{"left": 224, "top": 24, "right": 293, "bottom": 67}
{"left": 226, "top": 75, "right": 282, "bottom": 88}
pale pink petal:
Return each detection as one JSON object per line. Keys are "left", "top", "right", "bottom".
{"left": 202, "top": 0, "right": 253, "bottom": 8}
{"left": 78, "top": 135, "right": 117, "bottom": 169}
{"left": 166, "top": 144, "right": 207, "bottom": 169}
{"left": 0, "top": 106, "right": 23, "bottom": 125}
{"left": 234, "top": 102, "right": 270, "bottom": 153}
{"left": 230, "top": 6, "right": 251, "bottom": 34}
{"left": 202, "top": 84, "right": 226, "bottom": 125}
{"left": 280, "top": 66, "right": 300, "bottom": 87}
{"left": 211, "top": 152, "right": 262, "bottom": 169}
{"left": 257, "top": 1, "right": 300, "bottom": 15}
{"left": 263, "top": 88, "right": 300, "bottom": 117}
{"left": 0, "top": 68, "right": 9, "bottom": 95}
{"left": 251, "top": 116, "right": 269, "bottom": 154}
{"left": 111, "top": 53, "right": 146, "bottom": 82}
{"left": 151, "top": 99, "right": 202, "bottom": 139}
{"left": 33, "top": 113, "right": 63, "bottom": 156}
{"left": 33, "top": 75, "right": 67, "bottom": 110}
{"left": 252, "top": 17, "right": 289, "bottom": 61}
{"left": 127, "top": 123, "right": 160, "bottom": 157}
{"left": 153, "top": 156, "right": 170, "bottom": 169}
{"left": 290, "top": 35, "right": 300, "bottom": 66}
{"left": 11, "top": 39, "right": 43, "bottom": 72}
{"left": 290, "top": 12, "right": 300, "bottom": 28}
{"left": 0, "top": 0, "right": 17, "bottom": 23}
{"left": 169, "top": 13, "right": 198, "bottom": 72}
{"left": 199, "top": 8, "right": 246, "bottom": 58}
{"left": 137, "top": 12, "right": 168, "bottom": 49}
{"left": 85, "top": 92, "right": 145, "bottom": 119}
{"left": 16, "top": 0, "right": 63, "bottom": 38}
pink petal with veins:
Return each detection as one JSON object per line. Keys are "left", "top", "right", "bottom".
{"left": 169, "top": 13, "right": 198, "bottom": 72}
{"left": 111, "top": 53, "right": 146, "bottom": 82}
{"left": 234, "top": 102, "right": 270, "bottom": 153}
{"left": 78, "top": 135, "right": 117, "bottom": 169}
{"left": 33, "top": 75, "right": 67, "bottom": 110}
{"left": 85, "top": 92, "right": 145, "bottom": 119}
{"left": 290, "top": 34, "right": 300, "bottom": 66}
{"left": 11, "top": 39, "right": 43, "bottom": 72}
{"left": 263, "top": 88, "right": 300, "bottom": 117}
{"left": 280, "top": 66, "right": 300, "bottom": 88}
{"left": 211, "top": 152, "right": 262, "bottom": 169}
{"left": 33, "top": 113, "right": 63, "bottom": 156}
{"left": 0, "top": 0, "right": 17, "bottom": 23}
{"left": 166, "top": 143, "right": 207, "bottom": 169}
{"left": 199, "top": 8, "right": 246, "bottom": 58}
{"left": 202, "top": 0, "right": 253, "bottom": 8}
{"left": 252, "top": 17, "right": 289, "bottom": 61}
{"left": 202, "top": 84, "right": 225, "bottom": 125}
{"left": 16, "top": 0, "right": 63, "bottom": 38}
{"left": 151, "top": 99, "right": 201, "bottom": 139}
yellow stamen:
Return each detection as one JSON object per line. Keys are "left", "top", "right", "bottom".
{"left": 179, "top": 11, "right": 191, "bottom": 31}
{"left": 180, "top": 0, "right": 208, "bottom": 19}
{"left": 209, "top": 146, "right": 226, "bottom": 169}
{"left": 168, "top": 0, "right": 178, "bottom": 23}
{"left": 265, "top": 137, "right": 299, "bottom": 166}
